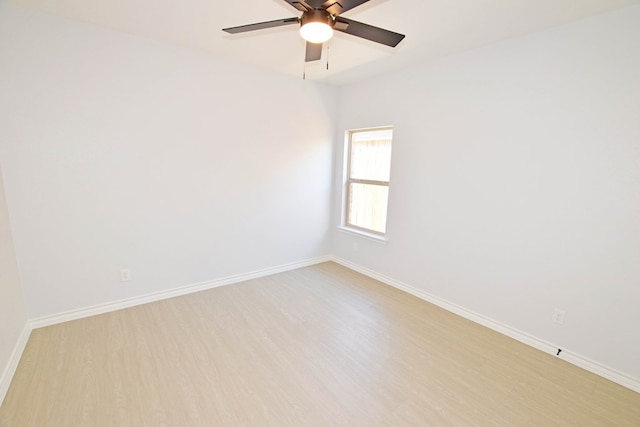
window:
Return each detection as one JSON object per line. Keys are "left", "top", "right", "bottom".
{"left": 344, "top": 127, "right": 393, "bottom": 236}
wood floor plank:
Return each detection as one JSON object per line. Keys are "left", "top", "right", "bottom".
{"left": 1, "top": 262, "right": 638, "bottom": 426}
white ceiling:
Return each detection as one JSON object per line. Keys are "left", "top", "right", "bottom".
{"left": 9, "top": 0, "right": 640, "bottom": 84}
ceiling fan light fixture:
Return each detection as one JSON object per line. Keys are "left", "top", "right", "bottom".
{"left": 299, "top": 11, "right": 333, "bottom": 44}
{"left": 223, "top": 0, "right": 407, "bottom": 64}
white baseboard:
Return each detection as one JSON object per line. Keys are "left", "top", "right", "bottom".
{"left": 0, "top": 323, "right": 31, "bottom": 406}
{"left": 30, "top": 256, "right": 332, "bottom": 329}
{"left": 330, "top": 256, "right": 640, "bottom": 394}
{"left": 559, "top": 351, "right": 640, "bottom": 393}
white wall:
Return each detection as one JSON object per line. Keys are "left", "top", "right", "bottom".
{"left": 333, "top": 6, "right": 640, "bottom": 381}
{"left": 0, "top": 3, "right": 336, "bottom": 319}
{"left": 0, "top": 164, "right": 27, "bottom": 401}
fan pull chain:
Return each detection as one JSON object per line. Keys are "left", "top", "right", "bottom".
{"left": 326, "top": 43, "right": 330, "bottom": 70}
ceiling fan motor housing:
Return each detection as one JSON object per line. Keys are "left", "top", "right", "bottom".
{"left": 300, "top": 9, "right": 334, "bottom": 29}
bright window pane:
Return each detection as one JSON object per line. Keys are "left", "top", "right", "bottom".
{"left": 347, "top": 183, "right": 389, "bottom": 234}
{"left": 349, "top": 131, "right": 392, "bottom": 181}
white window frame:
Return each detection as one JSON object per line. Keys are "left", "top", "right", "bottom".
{"left": 341, "top": 126, "right": 393, "bottom": 240}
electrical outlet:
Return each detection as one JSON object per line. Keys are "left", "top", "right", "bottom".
{"left": 552, "top": 308, "right": 565, "bottom": 325}
{"left": 120, "top": 269, "right": 132, "bottom": 282}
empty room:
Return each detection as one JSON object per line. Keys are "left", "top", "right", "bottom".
{"left": 1, "top": 0, "right": 639, "bottom": 425}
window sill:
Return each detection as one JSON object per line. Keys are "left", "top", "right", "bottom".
{"left": 337, "top": 226, "right": 388, "bottom": 244}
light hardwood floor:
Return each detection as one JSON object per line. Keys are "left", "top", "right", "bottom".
{"left": 1, "top": 262, "right": 638, "bottom": 426}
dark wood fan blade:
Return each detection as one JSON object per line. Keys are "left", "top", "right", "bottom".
{"left": 305, "top": 42, "right": 323, "bottom": 62}
{"left": 321, "top": 0, "right": 370, "bottom": 15}
{"left": 334, "top": 17, "right": 405, "bottom": 47}
{"left": 223, "top": 17, "right": 298, "bottom": 34}
{"left": 282, "top": 0, "right": 314, "bottom": 12}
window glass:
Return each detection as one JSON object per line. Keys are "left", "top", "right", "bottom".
{"left": 349, "top": 137, "right": 392, "bottom": 181}
{"left": 347, "top": 183, "right": 389, "bottom": 234}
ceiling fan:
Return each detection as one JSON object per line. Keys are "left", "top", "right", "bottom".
{"left": 222, "top": 0, "right": 405, "bottom": 62}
